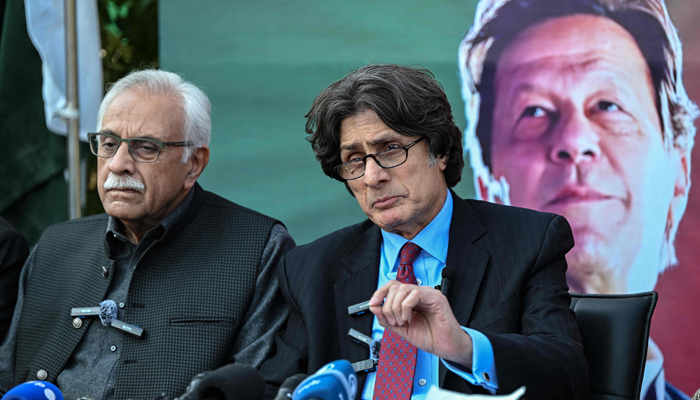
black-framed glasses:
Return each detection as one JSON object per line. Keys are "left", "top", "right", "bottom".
{"left": 87, "top": 132, "right": 194, "bottom": 163}
{"left": 334, "top": 137, "right": 425, "bottom": 181}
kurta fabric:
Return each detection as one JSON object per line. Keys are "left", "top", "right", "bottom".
{"left": 0, "top": 183, "right": 293, "bottom": 400}
{"left": 372, "top": 242, "right": 421, "bottom": 400}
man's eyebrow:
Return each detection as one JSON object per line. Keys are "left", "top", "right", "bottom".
{"left": 340, "top": 142, "right": 360, "bottom": 152}
{"left": 340, "top": 133, "right": 405, "bottom": 152}
{"left": 367, "top": 134, "right": 404, "bottom": 147}
{"left": 100, "top": 129, "right": 120, "bottom": 137}
{"left": 510, "top": 82, "right": 536, "bottom": 96}
{"left": 98, "top": 130, "right": 161, "bottom": 141}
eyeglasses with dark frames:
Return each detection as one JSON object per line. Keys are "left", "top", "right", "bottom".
{"left": 334, "top": 137, "right": 426, "bottom": 181}
{"left": 87, "top": 132, "right": 194, "bottom": 163}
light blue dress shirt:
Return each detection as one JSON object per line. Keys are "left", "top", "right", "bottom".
{"left": 360, "top": 191, "right": 499, "bottom": 399}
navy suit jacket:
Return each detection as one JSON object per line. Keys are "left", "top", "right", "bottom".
{"left": 260, "top": 193, "right": 589, "bottom": 399}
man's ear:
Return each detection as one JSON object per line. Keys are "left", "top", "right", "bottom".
{"left": 437, "top": 152, "right": 448, "bottom": 172}
{"left": 184, "top": 146, "right": 210, "bottom": 190}
{"left": 669, "top": 149, "right": 690, "bottom": 231}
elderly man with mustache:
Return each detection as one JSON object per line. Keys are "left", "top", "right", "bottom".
{"left": 0, "top": 69, "right": 294, "bottom": 400}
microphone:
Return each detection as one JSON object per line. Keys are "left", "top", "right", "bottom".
{"left": 274, "top": 374, "right": 307, "bottom": 400}
{"left": 1, "top": 381, "right": 64, "bottom": 400}
{"left": 692, "top": 388, "right": 700, "bottom": 400}
{"left": 70, "top": 300, "right": 144, "bottom": 337}
{"left": 440, "top": 267, "right": 454, "bottom": 298}
{"left": 176, "top": 363, "right": 265, "bottom": 400}
{"left": 292, "top": 360, "right": 357, "bottom": 400}
{"left": 99, "top": 300, "right": 144, "bottom": 338}
{"left": 70, "top": 307, "right": 100, "bottom": 318}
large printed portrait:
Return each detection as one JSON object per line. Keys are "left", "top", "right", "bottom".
{"left": 459, "top": 0, "right": 699, "bottom": 398}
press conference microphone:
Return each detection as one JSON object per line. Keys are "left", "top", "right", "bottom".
{"left": 176, "top": 363, "right": 265, "bottom": 400}
{"left": 692, "top": 388, "right": 700, "bottom": 400}
{"left": 99, "top": 300, "right": 144, "bottom": 337}
{"left": 292, "top": 360, "right": 357, "bottom": 400}
{"left": 1, "top": 381, "right": 64, "bottom": 400}
{"left": 441, "top": 267, "right": 454, "bottom": 298}
{"left": 274, "top": 374, "right": 307, "bottom": 400}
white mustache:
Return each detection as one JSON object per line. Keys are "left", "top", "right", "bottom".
{"left": 103, "top": 172, "right": 145, "bottom": 191}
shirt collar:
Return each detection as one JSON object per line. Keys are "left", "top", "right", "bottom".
{"left": 380, "top": 190, "right": 453, "bottom": 271}
{"left": 105, "top": 187, "right": 195, "bottom": 247}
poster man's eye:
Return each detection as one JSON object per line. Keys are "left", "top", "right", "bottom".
{"left": 521, "top": 106, "right": 547, "bottom": 118}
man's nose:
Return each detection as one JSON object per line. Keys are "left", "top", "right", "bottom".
{"left": 107, "top": 142, "right": 137, "bottom": 174}
{"left": 362, "top": 156, "right": 390, "bottom": 187}
{"left": 549, "top": 112, "right": 601, "bottom": 165}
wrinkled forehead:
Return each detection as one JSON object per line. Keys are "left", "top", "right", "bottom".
{"left": 495, "top": 14, "right": 650, "bottom": 86}
{"left": 101, "top": 89, "right": 185, "bottom": 141}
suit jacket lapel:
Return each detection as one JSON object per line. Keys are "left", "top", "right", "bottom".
{"left": 439, "top": 192, "right": 490, "bottom": 387}
{"left": 335, "top": 223, "right": 382, "bottom": 396}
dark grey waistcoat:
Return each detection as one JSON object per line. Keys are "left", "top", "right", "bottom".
{"left": 13, "top": 184, "right": 277, "bottom": 399}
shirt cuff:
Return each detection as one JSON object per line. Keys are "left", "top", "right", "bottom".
{"left": 440, "top": 327, "right": 498, "bottom": 394}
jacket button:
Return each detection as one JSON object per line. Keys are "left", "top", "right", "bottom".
{"left": 37, "top": 369, "right": 47, "bottom": 380}
{"left": 72, "top": 318, "right": 83, "bottom": 329}
{"left": 101, "top": 266, "right": 109, "bottom": 278}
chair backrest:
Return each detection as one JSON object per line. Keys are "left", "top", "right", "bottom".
{"left": 569, "top": 292, "right": 658, "bottom": 400}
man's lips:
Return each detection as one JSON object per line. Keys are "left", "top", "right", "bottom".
{"left": 106, "top": 188, "right": 140, "bottom": 194}
{"left": 546, "top": 186, "right": 619, "bottom": 207}
{"left": 372, "top": 196, "right": 400, "bottom": 209}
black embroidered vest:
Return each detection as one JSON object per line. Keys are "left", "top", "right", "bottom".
{"left": 14, "top": 184, "right": 277, "bottom": 399}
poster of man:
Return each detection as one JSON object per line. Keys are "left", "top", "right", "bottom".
{"left": 458, "top": 0, "right": 698, "bottom": 398}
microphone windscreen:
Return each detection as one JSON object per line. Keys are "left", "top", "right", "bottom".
{"left": 370, "top": 340, "right": 381, "bottom": 361}
{"left": 692, "top": 388, "right": 700, "bottom": 400}
{"left": 1, "top": 381, "right": 64, "bottom": 400}
{"left": 99, "top": 300, "right": 118, "bottom": 326}
{"left": 441, "top": 267, "right": 455, "bottom": 279}
{"left": 292, "top": 360, "right": 357, "bottom": 400}
{"left": 274, "top": 374, "right": 307, "bottom": 400}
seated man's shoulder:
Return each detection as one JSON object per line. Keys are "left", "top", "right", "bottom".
{"left": 464, "top": 198, "right": 568, "bottom": 232}
{"left": 195, "top": 188, "right": 286, "bottom": 240}
{"left": 283, "top": 219, "right": 375, "bottom": 271}
{"left": 200, "top": 188, "right": 278, "bottom": 223}
{"left": 42, "top": 213, "right": 110, "bottom": 238}
{"left": 28, "top": 214, "right": 111, "bottom": 265}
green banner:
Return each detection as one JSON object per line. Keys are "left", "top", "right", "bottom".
{"left": 159, "top": 0, "right": 477, "bottom": 244}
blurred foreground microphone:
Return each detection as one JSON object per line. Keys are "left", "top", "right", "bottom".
{"left": 274, "top": 374, "right": 307, "bottom": 400}
{"left": 1, "top": 381, "right": 64, "bottom": 400}
{"left": 292, "top": 360, "right": 357, "bottom": 400}
{"left": 176, "top": 364, "right": 264, "bottom": 400}
{"left": 692, "top": 388, "right": 700, "bottom": 400}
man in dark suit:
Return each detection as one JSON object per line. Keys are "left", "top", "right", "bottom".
{"left": 260, "top": 64, "right": 589, "bottom": 399}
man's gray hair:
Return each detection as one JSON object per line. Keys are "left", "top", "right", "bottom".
{"left": 97, "top": 69, "right": 211, "bottom": 163}
{"left": 458, "top": 0, "right": 699, "bottom": 271}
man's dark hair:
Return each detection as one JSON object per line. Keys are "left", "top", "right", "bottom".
{"left": 305, "top": 64, "right": 464, "bottom": 189}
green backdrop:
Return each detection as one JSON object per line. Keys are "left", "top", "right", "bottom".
{"left": 159, "top": 0, "right": 477, "bottom": 244}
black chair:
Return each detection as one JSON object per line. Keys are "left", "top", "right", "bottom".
{"left": 569, "top": 292, "right": 658, "bottom": 400}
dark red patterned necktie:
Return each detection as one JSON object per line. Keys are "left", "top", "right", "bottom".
{"left": 373, "top": 242, "right": 422, "bottom": 400}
